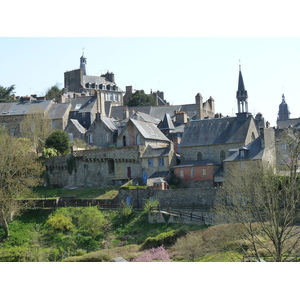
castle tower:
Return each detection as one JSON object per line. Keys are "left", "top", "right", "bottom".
{"left": 80, "top": 52, "right": 87, "bottom": 75}
{"left": 236, "top": 64, "right": 248, "bottom": 114}
{"left": 277, "top": 94, "right": 290, "bottom": 122}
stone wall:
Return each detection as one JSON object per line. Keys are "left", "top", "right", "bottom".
{"left": 119, "top": 187, "right": 216, "bottom": 209}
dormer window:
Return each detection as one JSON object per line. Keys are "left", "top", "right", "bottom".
{"left": 239, "top": 147, "right": 248, "bottom": 159}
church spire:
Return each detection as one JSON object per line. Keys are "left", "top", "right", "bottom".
{"left": 80, "top": 49, "right": 87, "bottom": 75}
{"left": 236, "top": 63, "right": 248, "bottom": 114}
{"left": 277, "top": 93, "right": 290, "bottom": 122}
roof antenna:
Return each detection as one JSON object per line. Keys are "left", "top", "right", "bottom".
{"left": 239, "top": 59, "right": 241, "bottom": 71}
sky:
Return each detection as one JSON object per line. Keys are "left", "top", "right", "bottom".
{"left": 1, "top": 37, "right": 300, "bottom": 127}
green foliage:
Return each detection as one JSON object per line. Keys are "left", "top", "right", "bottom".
{"left": 140, "top": 229, "right": 187, "bottom": 250}
{"left": 127, "top": 90, "right": 156, "bottom": 106}
{"left": 45, "top": 84, "right": 62, "bottom": 102}
{"left": 45, "top": 130, "right": 70, "bottom": 155}
{"left": 119, "top": 202, "right": 134, "bottom": 218}
{"left": 77, "top": 207, "right": 107, "bottom": 238}
{"left": 46, "top": 213, "right": 73, "bottom": 231}
{"left": 143, "top": 199, "right": 159, "bottom": 213}
{"left": 0, "top": 85, "right": 16, "bottom": 102}
{"left": 42, "top": 147, "right": 58, "bottom": 158}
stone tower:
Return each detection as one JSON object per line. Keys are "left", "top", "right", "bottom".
{"left": 236, "top": 64, "right": 248, "bottom": 114}
{"left": 80, "top": 52, "right": 87, "bottom": 75}
{"left": 277, "top": 94, "right": 290, "bottom": 122}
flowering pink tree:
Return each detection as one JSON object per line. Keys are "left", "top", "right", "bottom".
{"left": 134, "top": 246, "right": 170, "bottom": 262}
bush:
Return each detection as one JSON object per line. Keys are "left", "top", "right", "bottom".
{"left": 140, "top": 229, "right": 187, "bottom": 250}
{"left": 46, "top": 213, "right": 73, "bottom": 231}
{"left": 78, "top": 207, "right": 107, "bottom": 238}
{"left": 119, "top": 202, "right": 134, "bottom": 218}
{"left": 134, "top": 246, "right": 170, "bottom": 262}
{"left": 143, "top": 199, "right": 159, "bottom": 213}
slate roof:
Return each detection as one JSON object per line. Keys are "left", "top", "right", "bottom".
{"left": 148, "top": 171, "right": 169, "bottom": 179}
{"left": 47, "top": 103, "right": 70, "bottom": 119}
{"left": 110, "top": 104, "right": 198, "bottom": 121}
{"left": 277, "top": 118, "right": 300, "bottom": 129}
{"left": 180, "top": 116, "right": 253, "bottom": 147}
{"left": 82, "top": 75, "right": 122, "bottom": 92}
{"left": 0, "top": 100, "right": 53, "bottom": 116}
{"left": 223, "top": 136, "right": 264, "bottom": 162}
{"left": 141, "top": 145, "right": 171, "bottom": 158}
{"left": 101, "top": 117, "right": 118, "bottom": 132}
{"left": 70, "top": 96, "right": 96, "bottom": 113}
{"left": 128, "top": 118, "right": 169, "bottom": 142}
{"left": 69, "top": 119, "right": 87, "bottom": 134}
{"left": 159, "top": 113, "right": 175, "bottom": 130}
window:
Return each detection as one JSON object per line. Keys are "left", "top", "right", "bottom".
{"left": 136, "top": 134, "right": 141, "bottom": 145}
{"left": 122, "top": 136, "right": 127, "bottom": 146}
{"left": 69, "top": 133, "right": 73, "bottom": 143}
{"left": 190, "top": 167, "right": 194, "bottom": 178}
{"left": 197, "top": 152, "right": 202, "bottom": 161}
{"left": 202, "top": 168, "right": 206, "bottom": 177}
{"left": 159, "top": 157, "right": 164, "bottom": 167}
{"left": 106, "top": 133, "right": 110, "bottom": 142}
{"left": 220, "top": 150, "right": 225, "bottom": 162}
{"left": 148, "top": 158, "right": 154, "bottom": 167}
{"left": 180, "top": 168, "right": 184, "bottom": 178}
{"left": 88, "top": 134, "right": 93, "bottom": 144}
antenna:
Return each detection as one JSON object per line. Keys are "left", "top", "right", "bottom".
{"left": 82, "top": 47, "right": 85, "bottom": 56}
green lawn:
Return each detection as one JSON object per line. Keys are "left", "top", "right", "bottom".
{"left": 31, "top": 186, "right": 119, "bottom": 199}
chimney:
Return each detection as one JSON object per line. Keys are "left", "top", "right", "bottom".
{"left": 195, "top": 93, "right": 203, "bottom": 120}
{"left": 96, "top": 91, "right": 106, "bottom": 118}
{"left": 176, "top": 111, "right": 187, "bottom": 124}
{"left": 123, "top": 107, "right": 129, "bottom": 120}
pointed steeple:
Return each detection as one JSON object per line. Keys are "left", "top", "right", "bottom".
{"left": 80, "top": 49, "right": 87, "bottom": 75}
{"left": 236, "top": 63, "right": 249, "bottom": 115}
{"left": 277, "top": 93, "right": 290, "bottom": 122}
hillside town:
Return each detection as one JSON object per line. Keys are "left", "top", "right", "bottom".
{"left": 1, "top": 50, "right": 300, "bottom": 264}
{"left": 0, "top": 54, "right": 296, "bottom": 197}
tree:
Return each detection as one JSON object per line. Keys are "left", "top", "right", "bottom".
{"left": 0, "top": 85, "right": 16, "bottom": 102}
{"left": 20, "top": 107, "right": 53, "bottom": 154}
{"left": 0, "top": 131, "right": 43, "bottom": 238}
{"left": 45, "top": 84, "right": 63, "bottom": 102}
{"left": 127, "top": 90, "right": 156, "bottom": 106}
{"left": 45, "top": 130, "right": 70, "bottom": 155}
{"left": 215, "top": 155, "right": 300, "bottom": 262}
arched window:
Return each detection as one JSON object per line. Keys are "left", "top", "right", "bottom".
{"left": 220, "top": 150, "right": 226, "bottom": 162}
{"left": 122, "top": 136, "right": 127, "bottom": 147}
{"left": 197, "top": 152, "right": 202, "bottom": 161}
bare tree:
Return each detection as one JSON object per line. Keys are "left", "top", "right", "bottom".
{"left": 20, "top": 107, "right": 53, "bottom": 154}
{"left": 215, "top": 150, "right": 300, "bottom": 262}
{"left": 0, "top": 131, "right": 43, "bottom": 238}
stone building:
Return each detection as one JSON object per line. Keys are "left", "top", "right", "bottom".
{"left": 85, "top": 113, "right": 118, "bottom": 147}
{"left": 0, "top": 98, "right": 70, "bottom": 136}
{"left": 63, "top": 53, "right": 123, "bottom": 106}
{"left": 176, "top": 65, "right": 260, "bottom": 187}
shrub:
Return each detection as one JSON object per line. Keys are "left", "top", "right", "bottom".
{"left": 119, "top": 202, "right": 133, "bottom": 218}
{"left": 134, "top": 246, "right": 170, "bottom": 262}
{"left": 143, "top": 199, "right": 159, "bottom": 213}
{"left": 46, "top": 213, "right": 73, "bottom": 231}
{"left": 141, "top": 229, "right": 187, "bottom": 250}
{"left": 78, "top": 207, "right": 107, "bottom": 238}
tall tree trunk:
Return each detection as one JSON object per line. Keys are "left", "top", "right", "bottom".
{"left": 0, "top": 213, "right": 10, "bottom": 238}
